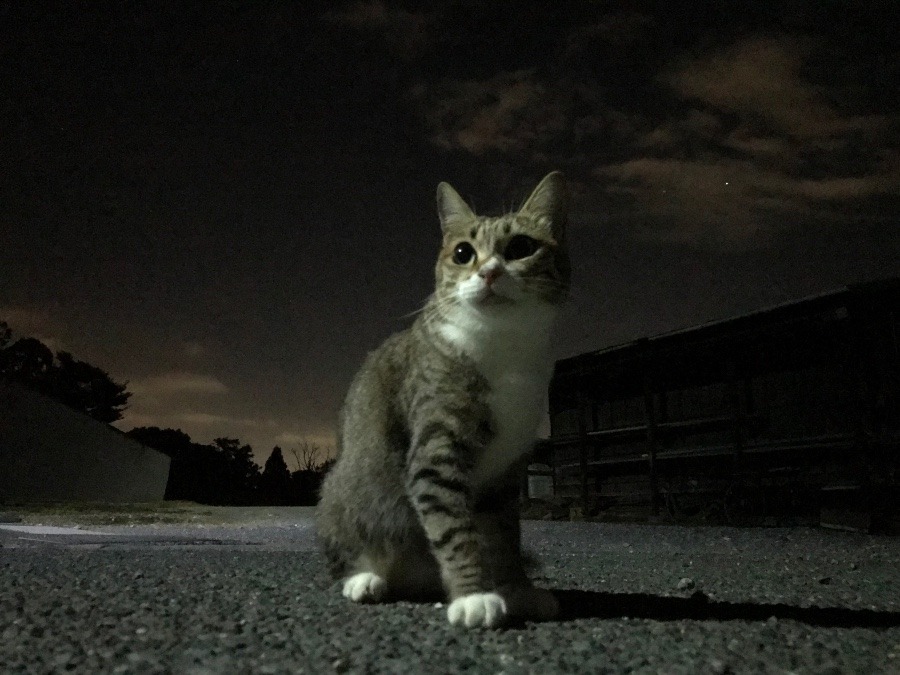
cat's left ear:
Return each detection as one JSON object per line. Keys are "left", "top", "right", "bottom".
{"left": 436, "top": 181, "right": 476, "bottom": 232}
{"left": 519, "top": 171, "right": 568, "bottom": 239}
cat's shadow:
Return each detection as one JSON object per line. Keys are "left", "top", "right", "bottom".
{"left": 547, "top": 589, "right": 900, "bottom": 629}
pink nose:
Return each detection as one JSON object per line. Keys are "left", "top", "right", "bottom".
{"left": 479, "top": 265, "right": 503, "bottom": 286}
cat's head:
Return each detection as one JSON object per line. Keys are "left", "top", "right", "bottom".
{"left": 432, "top": 172, "right": 570, "bottom": 318}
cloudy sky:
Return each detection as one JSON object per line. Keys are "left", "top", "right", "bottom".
{"left": 1, "top": 1, "right": 898, "bottom": 467}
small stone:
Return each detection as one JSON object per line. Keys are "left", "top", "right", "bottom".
{"left": 332, "top": 658, "right": 350, "bottom": 673}
{"left": 818, "top": 576, "right": 832, "bottom": 585}
{"left": 709, "top": 658, "right": 729, "bottom": 674}
{"left": 677, "top": 577, "right": 695, "bottom": 591}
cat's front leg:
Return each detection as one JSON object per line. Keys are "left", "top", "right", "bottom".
{"left": 475, "top": 483, "right": 559, "bottom": 622}
{"left": 406, "top": 432, "right": 506, "bottom": 628}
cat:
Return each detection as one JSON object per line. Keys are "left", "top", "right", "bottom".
{"left": 316, "top": 172, "right": 570, "bottom": 628}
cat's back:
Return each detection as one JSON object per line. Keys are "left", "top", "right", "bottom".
{"left": 339, "top": 327, "right": 414, "bottom": 445}
{"left": 319, "top": 327, "right": 420, "bottom": 543}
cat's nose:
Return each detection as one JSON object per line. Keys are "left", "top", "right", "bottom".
{"left": 479, "top": 261, "right": 504, "bottom": 286}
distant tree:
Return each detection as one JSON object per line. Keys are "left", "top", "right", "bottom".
{"left": 126, "top": 426, "right": 193, "bottom": 458}
{"left": 260, "top": 446, "right": 293, "bottom": 505}
{"left": 125, "top": 430, "right": 265, "bottom": 505}
{"left": 0, "top": 330, "right": 131, "bottom": 423}
{"left": 214, "top": 437, "right": 260, "bottom": 481}
{"left": 214, "top": 437, "right": 261, "bottom": 504}
{"left": 51, "top": 351, "right": 131, "bottom": 423}
{"left": 289, "top": 440, "right": 323, "bottom": 472}
{"left": 1, "top": 337, "right": 54, "bottom": 388}
{"left": 285, "top": 441, "right": 335, "bottom": 505}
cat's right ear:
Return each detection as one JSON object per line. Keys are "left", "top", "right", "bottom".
{"left": 436, "top": 182, "right": 476, "bottom": 232}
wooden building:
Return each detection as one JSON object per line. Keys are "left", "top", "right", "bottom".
{"left": 548, "top": 278, "right": 900, "bottom": 528}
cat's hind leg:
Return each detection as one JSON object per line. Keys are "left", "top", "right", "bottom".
{"left": 386, "top": 545, "right": 442, "bottom": 601}
{"left": 341, "top": 552, "right": 390, "bottom": 603}
{"left": 342, "top": 571, "right": 387, "bottom": 603}
{"left": 341, "top": 543, "right": 442, "bottom": 603}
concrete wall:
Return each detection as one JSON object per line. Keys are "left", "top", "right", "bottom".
{"left": 0, "top": 379, "right": 170, "bottom": 503}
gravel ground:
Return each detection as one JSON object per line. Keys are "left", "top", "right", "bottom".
{"left": 1, "top": 513, "right": 898, "bottom": 674}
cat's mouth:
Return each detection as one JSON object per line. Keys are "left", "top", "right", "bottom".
{"left": 472, "top": 286, "right": 515, "bottom": 307}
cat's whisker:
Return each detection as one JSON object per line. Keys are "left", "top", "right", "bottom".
{"left": 398, "top": 294, "right": 438, "bottom": 320}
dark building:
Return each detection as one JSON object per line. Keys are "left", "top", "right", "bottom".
{"left": 548, "top": 278, "right": 900, "bottom": 529}
{"left": 0, "top": 379, "right": 170, "bottom": 504}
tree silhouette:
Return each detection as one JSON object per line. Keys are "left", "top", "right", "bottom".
{"left": 213, "top": 437, "right": 260, "bottom": 504}
{"left": 125, "top": 427, "right": 337, "bottom": 506}
{"left": 0, "top": 327, "right": 130, "bottom": 423}
{"left": 126, "top": 426, "right": 193, "bottom": 459}
{"left": 1, "top": 337, "right": 54, "bottom": 388}
{"left": 127, "top": 428, "right": 264, "bottom": 504}
{"left": 52, "top": 351, "right": 131, "bottom": 423}
{"left": 260, "top": 446, "right": 293, "bottom": 505}
{"left": 288, "top": 439, "right": 323, "bottom": 472}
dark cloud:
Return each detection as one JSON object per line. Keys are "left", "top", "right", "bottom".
{"left": 415, "top": 71, "right": 564, "bottom": 155}
{"left": 408, "top": 27, "right": 898, "bottom": 248}
{"left": 595, "top": 36, "right": 900, "bottom": 246}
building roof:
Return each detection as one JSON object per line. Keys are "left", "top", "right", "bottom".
{"left": 555, "top": 277, "right": 900, "bottom": 375}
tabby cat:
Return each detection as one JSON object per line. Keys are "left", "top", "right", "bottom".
{"left": 316, "top": 172, "right": 570, "bottom": 628}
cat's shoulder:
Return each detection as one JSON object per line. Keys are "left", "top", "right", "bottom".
{"left": 354, "top": 322, "right": 446, "bottom": 380}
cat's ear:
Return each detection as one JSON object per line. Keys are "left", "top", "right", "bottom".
{"left": 436, "top": 181, "right": 476, "bottom": 232}
{"left": 519, "top": 171, "right": 568, "bottom": 237}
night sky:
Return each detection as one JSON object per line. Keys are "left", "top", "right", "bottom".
{"left": 2, "top": 1, "right": 898, "bottom": 466}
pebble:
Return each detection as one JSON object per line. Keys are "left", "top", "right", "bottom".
{"left": 677, "top": 577, "right": 695, "bottom": 591}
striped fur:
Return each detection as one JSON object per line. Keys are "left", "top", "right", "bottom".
{"left": 317, "top": 172, "right": 569, "bottom": 628}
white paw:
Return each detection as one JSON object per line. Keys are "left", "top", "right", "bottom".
{"left": 447, "top": 592, "right": 507, "bottom": 628}
{"left": 499, "top": 585, "right": 559, "bottom": 621}
{"left": 342, "top": 572, "right": 387, "bottom": 603}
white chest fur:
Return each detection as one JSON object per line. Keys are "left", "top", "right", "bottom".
{"left": 477, "top": 366, "right": 549, "bottom": 487}
{"left": 438, "top": 302, "right": 556, "bottom": 487}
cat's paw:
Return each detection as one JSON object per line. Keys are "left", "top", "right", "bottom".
{"left": 498, "top": 584, "right": 559, "bottom": 621}
{"left": 447, "top": 592, "right": 507, "bottom": 628}
{"left": 342, "top": 572, "right": 387, "bottom": 603}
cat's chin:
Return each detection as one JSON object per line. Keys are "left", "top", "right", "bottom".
{"left": 475, "top": 292, "right": 515, "bottom": 308}
{"left": 462, "top": 285, "right": 518, "bottom": 309}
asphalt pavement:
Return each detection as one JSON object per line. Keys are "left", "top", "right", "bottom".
{"left": 0, "top": 506, "right": 898, "bottom": 673}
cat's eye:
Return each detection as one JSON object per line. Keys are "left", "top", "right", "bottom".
{"left": 452, "top": 242, "right": 476, "bottom": 265}
{"left": 503, "top": 235, "right": 539, "bottom": 261}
